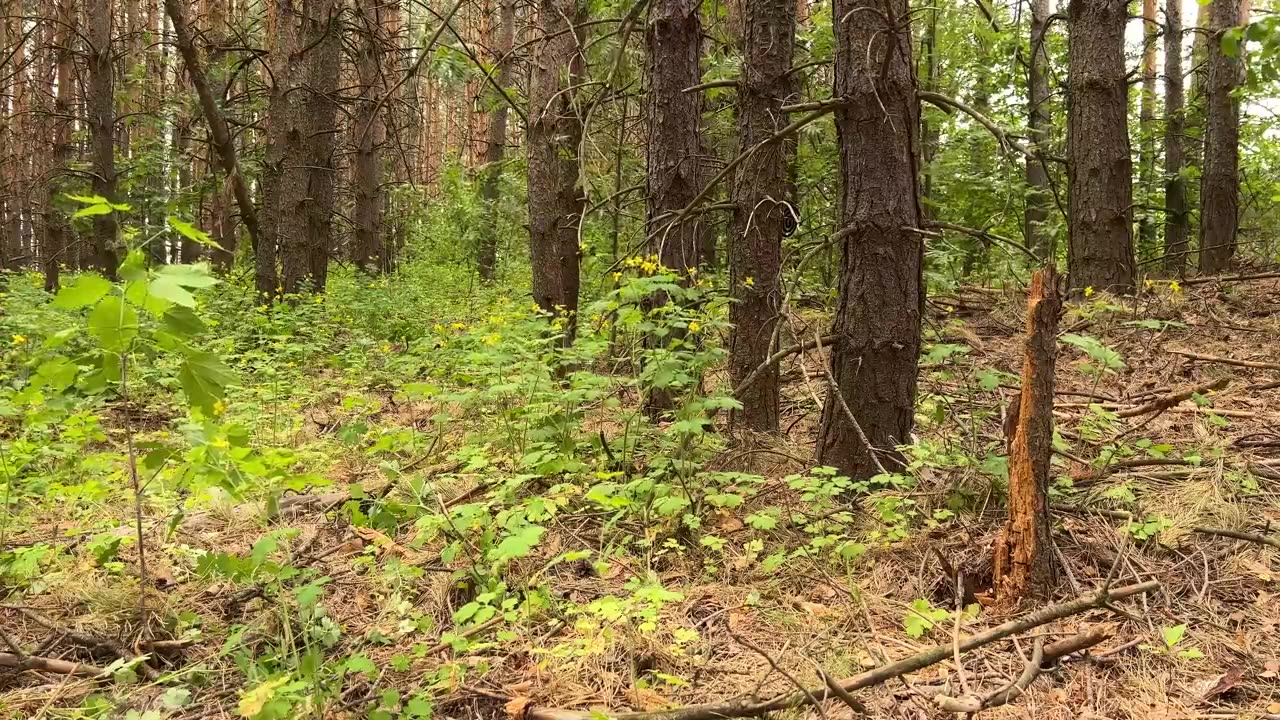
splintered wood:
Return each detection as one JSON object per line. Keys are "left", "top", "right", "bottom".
{"left": 993, "top": 265, "right": 1062, "bottom": 605}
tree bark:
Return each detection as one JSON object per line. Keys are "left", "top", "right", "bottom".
{"left": 1198, "top": 0, "right": 1242, "bottom": 273}
{"left": 527, "top": 0, "right": 586, "bottom": 342}
{"left": 1025, "top": 0, "right": 1052, "bottom": 259}
{"left": 87, "top": 0, "right": 120, "bottom": 275}
{"left": 816, "top": 0, "right": 924, "bottom": 480}
{"left": 352, "top": 0, "right": 387, "bottom": 274}
{"left": 728, "top": 0, "right": 795, "bottom": 432}
{"left": 44, "top": 0, "right": 76, "bottom": 290}
{"left": 164, "top": 0, "right": 263, "bottom": 279}
{"left": 1164, "top": 0, "right": 1188, "bottom": 272}
{"left": 302, "top": 0, "right": 339, "bottom": 289}
{"left": 477, "top": 0, "right": 515, "bottom": 282}
{"left": 993, "top": 266, "right": 1061, "bottom": 605}
{"left": 646, "top": 0, "right": 704, "bottom": 276}
{"left": 1066, "top": 0, "right": 1134, "bottom": 294}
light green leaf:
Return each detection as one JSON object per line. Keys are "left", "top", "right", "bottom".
{"left": 179, "top": 350, "right": 236, "bottom": 414}
{"left": 73, "top": 203, "right": 114, "bottom": 219}
{"left": 490, "top": 524, "right": 545, "bottom": 564}
{"left": 157, "top": 262, "right": 219, "bottom": 288}
{"left": 167, "top": 216, "right": 218, "bottom": 247}
{"left": 87, "top": 296, "right": 139, "bottom": 352}
{"left": 52, "top": 275, "right": 112, "bottom": 309}
{"left": 148, "top": 277, "right": 197, "bottom": 307}
{"left": 1161, "top": 624, "right": 1187, "bottom": 649}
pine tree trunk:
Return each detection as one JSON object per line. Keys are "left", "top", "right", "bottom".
{"left": 1066, "top": 0, "right": 1134, "bottom": 294}
{"left": 302, "top": 0, "right": 339, "bottom": 288}
{"left": 352, "top": 1, "right": 387, "bottom": 274}
{"left": 816, "top": 0, "right": 924, "bottom": 480}
{"left": 45, "top": 0, "right": 77, "bottom": 290}
{"left": 1025, "top": 0, "right": 1052, "bottom": 259}
{"left": 527, "top": 0, "right": 586, "bottom": 342}
{"left": 646, "top": 0, "right": 704, "bottom": 276}
{"left": 728, "top": 0, "right": 795, "bottom": 432}
{"left": 88, "top": 0, "right": 120, "bottom": 276}
{"left": 478, "top": 0, "right": 515, "bottom": 282}
{"left": 0, "top": 2, "right": 16, "bottom": 270}
{"left": 1198, "top": 0, "right": 1242, "bottom": 273}
{"left": 993, "top": 266, "right": 1061, "bottom": 605}
{"left": 1164, "top": 0, "right": 1189, "bottom": 272}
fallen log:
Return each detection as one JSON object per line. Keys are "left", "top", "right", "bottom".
{"left": 1167, "top": 348, "right": 1280, "bottom": 372}
{"left": 0, "top": 652, "right": 106, "bottom": 678}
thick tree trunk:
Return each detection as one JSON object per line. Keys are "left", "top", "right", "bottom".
{"left": 1138, "top": 0, "right": 1158, "bottom": 254}
{"left": 816, "top": 0, "right": 924, "bottom": 480}
{"left": 1198, "top": 0, "right": 1242, "bottom": 273}
{"left": 352, "top": 1, "right": 387, "bottom": 274}
{"left": 478, "top": 0, "right": 515, "bottom": 282}
{"left": 1066, "top": 0, "right": 1134, "bottom": 294}
{"left": 728, "top": 0, "right": 795, "bottom": 432}
{"left": 45, "top": 0, "right": 76, "bottom": 291}
{"left": 646, "top": 0, "right": 704, "bottom": 276}
{"left": 302, "top": 0, "right": 339, "bottom": 289}
{"left": 527, "top": 0, "right": 586, "bottom": 342}
{"left": 88, "top": 0, "right": 120, "bottom": 276}
{"left": 993, "top": 266, "right": 1061, "bottom": 605}
{"left": 1025, "top": 0, "right": 1052, "bottom": 259}
{"left": 1164, "top": 0, "right": 1189, "bottom": 272}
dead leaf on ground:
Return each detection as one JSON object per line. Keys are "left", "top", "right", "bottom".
{"left": 503, "top": 695, "right": 530, "bottom": 718}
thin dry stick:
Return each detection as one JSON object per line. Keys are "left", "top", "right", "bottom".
{"left": 0, "top": 652, "right": 106, "bottom": 678}
{"left": 1166, "top": 348, "right": 1280, "bottom": 371}
{"left": 526, "top": 581, "right": 1160, "bottom": 720}
{"left": 813, "top": 330, "right": 889, "bottom": 475}
{"left": 731, "top": 633, "right": 828, "bottom": 720}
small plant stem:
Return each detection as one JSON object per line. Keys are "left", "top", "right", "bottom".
{"left": 120, "top": 353, "right": 148, "bottom": 618}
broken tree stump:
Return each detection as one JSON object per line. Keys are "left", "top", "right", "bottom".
{"left": 993, "top": 265, "right": 1062, "bottom": 605}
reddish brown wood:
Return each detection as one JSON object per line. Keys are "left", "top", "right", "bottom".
{"left": 993, "top": 265, "right": 1061, "bottom": 604}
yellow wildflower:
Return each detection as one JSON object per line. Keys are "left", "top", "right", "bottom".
{"left": 611, "top": 272, "right": 622, "bottom": 281}
{"left": 450, "top": 322, "right": 467, "bottom": 330}
{"left": 433, "top": 323, "right": 446, "bottom": 333}
{"left": 1083, "top": 286, "right": 1095, "bottom": 298}
{"left": 211, "top": 399, "right": 226, "bottom": 416}
{"left": 11, "top": 334, "right": 26, "bottom": 345}
{"left": 743, "top": 276, "right": 755, "bottom": 288}
{"left": 1168, "top": 280, "right": 1181, "bottom": 293}
{"left": 688, "top": 321, "right": 702, "bottom": 334}
{"left": 1143, "top": 279, "right": 1155, "bottom": 289}
{"left": 640, "top": 261, "right": 657, "bottom": 274}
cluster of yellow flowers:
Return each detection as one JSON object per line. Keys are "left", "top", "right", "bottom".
{"left": 623, "top": 254, "right": 661, "bottom": 275}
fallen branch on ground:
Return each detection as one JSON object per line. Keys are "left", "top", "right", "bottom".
{"left": 1181, "top": 271, "right": 1280, "bottom": 286}
{"left": 1053, "top": 505, "right": 1280, "bottom": 550}
{"left": 1115, "top": 378, "right": 1229, "bottom": 418}
{"left": 1167, "top": 348, "right": 1280, "bottom": 372}
{"left": 525, "top": 580, "right": 1159, "bottom": 720}
{"left": 0, "top": 651, "right": 106, "bottom": 677}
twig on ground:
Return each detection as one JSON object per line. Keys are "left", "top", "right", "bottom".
{"left": 0, "top": 651, "right": 106, "bottom": 678}
{"left": 816, "top": 666, "right": 869, "bottom": 716}
{"left": 731, "top": 633, "right": 828, "bottom": 720}
{"left": 525, "top": 581, "right": 1160, "bottom": 720}
{"left": 1166, "top": 348, "right": 1280, "bottom": 372}
{"left": 1114, "top": 378, "right": 1230, "bottom": 418}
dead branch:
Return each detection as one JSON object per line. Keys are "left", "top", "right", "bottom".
{"left": 1167, "top": 348, "right": 1280, "bottom": 372}
{"left": 525, "top": 580, "right": 1160, "bottom": 720}
{"left": 0, "top": 651, "right": 106, "bottom": 678}
{"left": 1114, "top": 378, "right": 1230, "bottom": 417}
{"left": 1181, "top": 271, "right": 1280, "bottom": 286}
{"left": 1053, "top": 505, "right": 1280, "bottom": 550}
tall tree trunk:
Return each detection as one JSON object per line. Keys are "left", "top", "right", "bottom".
{"left": 1066, "top": 0, "right": 1134, "bottom": 294}
{"left": 302, "top": 0, "right": 339, "bottom": 289}
{"left": 527, "top": 0, "right": 586, "bottom": 342}
{"left": 1164, "top": 0, "right": 1189, "bottom": 272}
{"left": 352, "top": 1, "right": 387, "bottom": 274}
{"left": 646, "top": 0, "right": 704, "bottom": 276}
{"left": 45, "top": 0, "right": 76, "bottom": 291}
{"left": 1198, "top": 0, "right": 1242, "bottom": 273}
{"left": 816, "top": 0, "right": 924, "bottom": 480}
{"left": 1138, "top": 0, "right": 1158, "bottom": 255}
{"left": 0, "top": 1, "right": 16, "bottom": 270}
{"left": 478, "top": 0, "right": 515, "bottom": 282}
{"left": 1025, "top": 0, "right": 1053, "bottom": 259}
{"left": 919, "top": 6, "right": 940, "bottom": 216}
{"left": 88, "top": 0, "right": 120, "bottom": 275}
{"left": 728, "top": 0, "right": 795, "bottom": 432}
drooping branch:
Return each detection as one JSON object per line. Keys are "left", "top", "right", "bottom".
{"left": 163, "top": 0, "right": 261, "bottom": 253}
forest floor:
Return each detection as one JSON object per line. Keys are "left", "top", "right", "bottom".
{"left": 2, "top": 269, "right": 1279, "bottom": 720}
